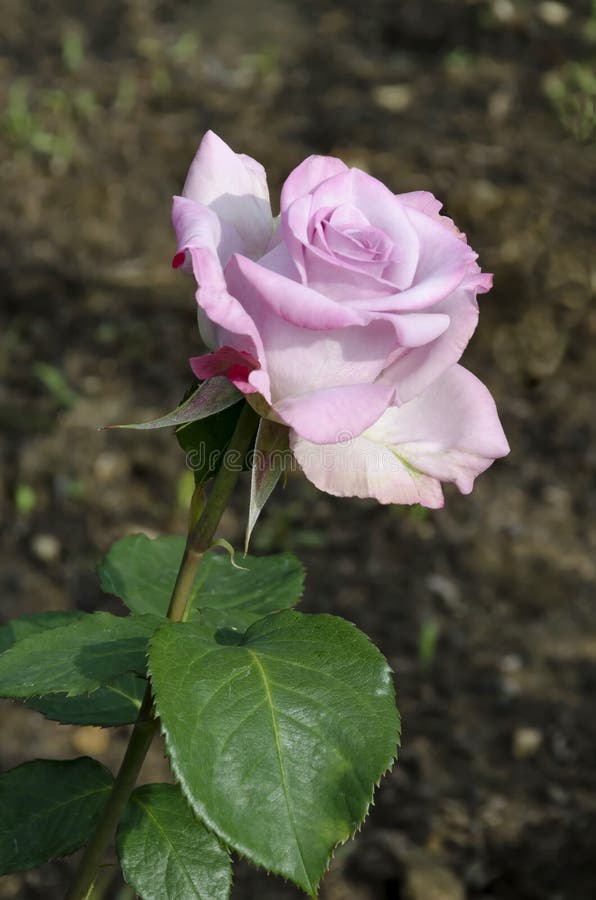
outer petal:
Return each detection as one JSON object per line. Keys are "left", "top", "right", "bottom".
{"left": 186, "top": 247, "right": 271, "bottom": 400}
{"left": 367, "top": 364, "right": 510, "bottom": 493}
{"left": 247, "top": 315, "right": 397, "bottom": 401}
{"left": 380, "top": 287, "right": 479, "bottom": 403}
{"left": 225, "top": 249, "right": 450, "bottom": 402}
{"left": 182, "top": 131, "right": 273, "bottom": 258}
{"left": 385, "top": 312, "right": 451, "bottom": 348}
{"left": 274, "top": 381, "right": 395, "bottom": 444}
{"left": 398, "top": 190, "right": 465, "bottom": 240}
{"left": 290, "top": 431, "right": 445, "bottom": 506}
{"left": 291, "top": 365, "right": 508, "bottom": 504}
{"left": 172, "top": 196, "right": 244, "bottom": 270}
{"left": 397, "top": 190, "right": 444, "bottom": 217}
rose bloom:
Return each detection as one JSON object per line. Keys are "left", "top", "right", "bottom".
{"left": 173, "top": 132, "right": 509, "bottom": 507}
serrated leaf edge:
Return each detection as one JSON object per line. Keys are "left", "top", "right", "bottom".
{"left": 117, "top": 784, "right": 233, "bottom": 900}
{"left": 0, "top": 612, "right": 160, "bottom": 701}
{"left": 0, "top": 757, "right": 114, "bottom": 875}
{"left": 147, "top": 613, "right": 400, "bottom": 897}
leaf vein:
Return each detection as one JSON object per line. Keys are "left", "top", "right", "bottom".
{"left": 248, "top": 650, "right": 312, "bottom": 893}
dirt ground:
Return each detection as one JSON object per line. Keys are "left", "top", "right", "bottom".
{"left": 1, "top": 1, "right": 595, "bottom": 898}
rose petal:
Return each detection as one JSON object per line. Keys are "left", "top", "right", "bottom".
{"left": 225, "top": 251, "right": 366, "bottom": 330}
{"left": 398, "top": 190, "right": 465, "bottom": 240}
{"left": 367, "top": 364, "right": 510, "bottom": 492}
{"left": 300, "top": 245, "right": 398, "bottom": 300}
{"left": 172, "top": 196, "right": 244, "bottom": 270}
{"left": 387, "top": 312, "right": 451, "bottom": 348}
{"left": 290, "top": 431, "right": 445, "bottom": 506}
{"left": 291, "top": 364, "right": 508, "bottom": 504}
{"left": 380, "top": 287, "right": 479, "bottom": 402}
{"left": 182, "top": 131, "right": 273, "bottom": 258}
{"left": 186, "top": 247, "right": 271, "bottom": 400}
{"left": 397, "top": 190, "right": 444, "bottom": 217}
{"left": 280, "top": 155, "right": 349, "bottom": 211}
{"left": 189, "top": 346, "right": 261, "bottom": 394}
{"left": 274, "top": 381, "right": 395, "bottom": 444}
{"left": 348, "top": 206, "right": 475, "bottom": 313}
{"left": 248, "top": 316, "right": 397, "bottom": 401}
{"left": 307, "top": 169, "right": 421, "bottom": 290}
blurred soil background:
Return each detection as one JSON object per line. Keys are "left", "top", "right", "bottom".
{"left": 1, "top": 0, "right": 595, "bottom": 897}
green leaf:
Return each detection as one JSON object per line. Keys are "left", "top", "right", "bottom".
{"left": 100, "top": 534, "right": 304, "bottom": 631}
{"left": 0, "top": 610, "right": 86, "bottom": 654}
{"left": 193, "top": 550, "right": 305, "bottom": 632}
{"left": 99, "top": 535, "right": 186, "bottom": 617}
{"left": 26, "top": 673, "right": 145, "bottom": 726}
{"left": 117, "top": 784, "right": 231, "bottom": 900}
{"left": 0, "top": 612, "right": 146, "bottom": 725}
{"left": 0, "top": 757, "right": 113, "bottom": 874}
{"left": 176, "top": 400, "right": 248, "bottom": 486}
{"left": 149, "top": 610, "right": 400, "bottom": 896}
{"left": 104, "top": 377, "right": 241, "bottom": 430}
{"left": 0, "top": 611, "right": 159, "bottom": 699}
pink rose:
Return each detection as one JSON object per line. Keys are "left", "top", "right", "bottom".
{"left": 173, "top": 131, "right": 509, "bottom": 507}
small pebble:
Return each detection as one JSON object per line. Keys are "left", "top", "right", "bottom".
{"left": 31, "top": 533, "right": 61, "bottom": 563}
{"left": 94, "top": 451, "right": 129, "bottom": 483}
{"left": 513, "top": 726, "right": 544, "bottom": 759}
{"left": 492, "top": 0, "right": 517, "bottom": 24}
{"left": 372, "top": 84, "right": 413, "bottom": 113}
{"left": 538, "top": 1, "right": 571, "bottom": 26}
{"left": 425, "top": 573, "right": 462, "bottom": 609}
{"left": 500, "top": 653, "right": 523, "bottom": 674}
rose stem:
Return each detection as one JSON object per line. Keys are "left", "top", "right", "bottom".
{"left": 65, "top": 402, "right": 259, "bottom": 900}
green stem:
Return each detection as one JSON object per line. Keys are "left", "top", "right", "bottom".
{"left": 65, "top": 402, "right": 259, "bottom": 900}
{"left": 167, "top": 402, "right": 259, "bottom": 621}
{"left": 64, "top": 690, "right": 156, "bottom": 900}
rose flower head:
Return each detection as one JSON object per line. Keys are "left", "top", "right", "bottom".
{"left": 173, "top": 131, "right": 509, "bottom": 507}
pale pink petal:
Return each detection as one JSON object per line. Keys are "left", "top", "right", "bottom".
{"left": 280, "top": 155, "right": 349, "bottom": 211}
{"left": 182, "top": 131, "right": 273, "bottom": 258}
{"left": 224, "top": 252, "right": 365, "bottom": 330}
{"left": 387, "top": 312, "right": 451, "bottom": 348}
{"left": 306, "top": 169, "right": 421, "bottom": 289}
{"left": 282, "top": 194, "right": 312, "bottom": 280}
{"left": 256, "top": 240, "right": 302, "bottom": 280}
{"left": 348, "top": 206, "right": 475, "bottom": 313}
{"left": 291, "top": 365, "right": 508, "bottom": 505}
{"left": 172, "top": 196, "right": 243, "bottom": 270}
{"left": 249, "top": 316, "right": 397, "bottom": 401}
{"left": 367, "top": 364, "right": 510, "bottom": 493}
{"left": 327, "top": 203, "right": 370, "bottom": 230}
{"left": 398, "top": 190, "right": 465, "bottom": 240}
{"left": 264, "top": 216, "right": 283, "bottom": 252}
{"left": 300, "top": 245, "right": 398, "bottom": 300}
{"left": 462, "top": 260, "right": 493, "bottom": 293}
{"left": 290, "top": 431, "right": 445, "bottom": 507}
{"left": 171, "top": 195, "right": 248, "bottom": 354}
{"left": 398, "top": 190, "right": 444, "bottom": 217}
{"left": 274, "top": 381, "right": 394, "bottom": 444}
{"left": 380, "top": 287, "right": 479, "bottom": 403}
{"left": 398, "top": 205, "right": 475, "bottom": 302}
{"left": 186, "top": 247, "right": 271, "bottom": 400}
